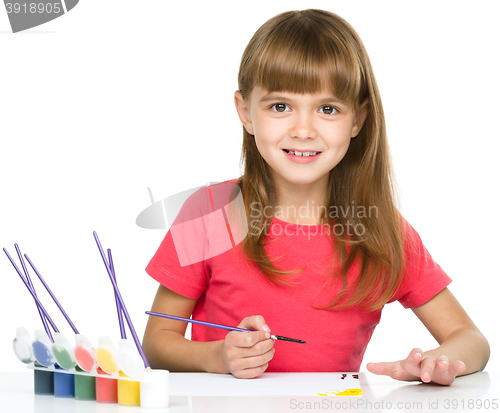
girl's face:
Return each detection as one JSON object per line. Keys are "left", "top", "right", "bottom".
{"left": 235, "top": 86, "right": 369, "bottom": 190}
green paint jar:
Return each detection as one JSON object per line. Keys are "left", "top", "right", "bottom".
{"left": 74, "top": 366, "right": 96, "bottom": 400}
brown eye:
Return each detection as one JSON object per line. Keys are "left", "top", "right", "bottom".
{"left": 319, "top": 105, "right": 337, "bottom": 115}
{"left": 271, "top": 103, "right": 290, "bottom": 113}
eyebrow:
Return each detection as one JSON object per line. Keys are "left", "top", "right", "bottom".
{"left": 259, "top": 93, "right": 350, "bottom": 106}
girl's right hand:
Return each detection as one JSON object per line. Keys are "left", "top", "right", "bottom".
{"left": 220, "top": 315, "right": 275, "bottom": 379}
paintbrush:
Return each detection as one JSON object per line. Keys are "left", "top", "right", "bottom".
{"left": 145, "top": 311, "right": 306, "bottom": 344}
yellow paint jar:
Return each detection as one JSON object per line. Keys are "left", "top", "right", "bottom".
{"left": 117, "top": 371, "right": 140, "bottom": 406}
{"left": 96, "top": 336, "right": 119, "bottom": 374}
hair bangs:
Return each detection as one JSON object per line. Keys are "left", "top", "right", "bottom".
{"left": 240, "top": 11, "right": 365, "bottom": 107}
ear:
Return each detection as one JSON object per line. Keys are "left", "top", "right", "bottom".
{"left": 234, "top": 90, "right": 255, "bottom": 135}
{"left": 350, "top": 98, "right": 370, "bottom": 138}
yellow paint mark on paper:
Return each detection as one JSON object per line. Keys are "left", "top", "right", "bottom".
{"left": 316, "top": 389, "right": 362, "bottom": 397}
{"left": 335, "top": 388, "right": 362, "bottom": 396}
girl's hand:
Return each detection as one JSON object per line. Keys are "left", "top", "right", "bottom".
{"left": 219, "top": 315, "right": 275, "bottom": 379}
{"left": 366, "top": 348, "right": 467, "bottom": 385}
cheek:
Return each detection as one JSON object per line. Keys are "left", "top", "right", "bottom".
{"left": 254, "top": 117, "right": 284, "bottom": 145}
{"left": 323, "top": 123, "right": 354, "bottom": 147}
{"left": 253, "top": 125, "right": 281, "bottom": 164}
{"left": 321, "top": 127, "right": 354, "bottom": 163}
{"left": 335, "top": 137, "right": 353, "bottom": 159}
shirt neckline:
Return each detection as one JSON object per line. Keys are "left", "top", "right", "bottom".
{"left": 272, "top": 216, "right": 326, "bottom": 229}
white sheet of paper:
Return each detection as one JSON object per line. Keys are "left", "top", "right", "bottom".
{"left": 169, "top": 372, "right": 362, "bottom": 397}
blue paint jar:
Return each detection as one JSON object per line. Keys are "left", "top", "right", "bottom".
{"left": 53, "top": 364, "right": 75, "bottom": 398}
{"left": 32, "top": 331, "right": 55, "bottom": 367}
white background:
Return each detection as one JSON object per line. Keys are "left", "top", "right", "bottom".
{"left": 1, "top": 0, "right": 498, "bottom": 376}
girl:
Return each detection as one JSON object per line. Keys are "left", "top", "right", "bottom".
{"left": 142, "top": 9, "right": 489, "bottom": 384}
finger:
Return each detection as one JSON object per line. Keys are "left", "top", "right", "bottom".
{"left": 420, "top": 356, "right": 436, "bottom": 383}
{"left": 233, "top": 362, "right": 269, "bottom": 379}
{"left": 241, "top": 338, "right": 275, "bottom": 358}
{"left": 231, "top": 347, "right": 275, "bottom": 379}
{"left": 366, "top": 361, "right": 399, "bottom": 376}
{"left": 367, "top": 360, "right": 418, "bottom": 381}
{"left": 394, "top": 348, "right": 424, "bottom": 379}
{"left": 237, "top": 315, "right": 271, "bottom": 334}
{"left": 436, "top": 355, "right": 450, "bottom": 372}
{"left": 227, "top": 337, "right": 275, "bottom": 360}
{"left": 241, "top": 346, "right": 275, "bottom": 369}
{"left": 404, "top": 348, "right": 424, "bottom": 369}
{"left": 448, "top": 360, "right": 466, "bottom": 377}
{"left": 226, "top": 330, "right": 269, "bottom": 348}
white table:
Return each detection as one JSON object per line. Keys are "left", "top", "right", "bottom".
{"left": 0, "top": 371, "right": 497, "bottom": 412}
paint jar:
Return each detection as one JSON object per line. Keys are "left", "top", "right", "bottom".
{"left": 33, "top": 361, "right": 54, "bottom": 395}
{"left": 74, "top": 366, "right": 96, "bottom": 401}
{"left": 116, "top": 338, "right": 144, "bottom": 378}
{"left": 74, "top": 334, "right": 97, "bottom": 372}
{"left": 13, "top": 327, "right": 34, "bottom": 364}
{"left": 95, "top": 367, "right": 118, "bottom": 403}
{"left": 140, "top": 369, "right": 169, "bottom": 409}
{"left": 96, "top": 336, "right": 119, "bottom": 374}
{"left": 117, "top": 371, "right": 140, "bottom": 406}
{"left": 32, "top": 330, "right": 55, "bottom": 367}
{"left": 52, "top": 332, "right": 76, "bottom": 370}
{"left": 53, "top": 364, "right": 75, "bottom": 398}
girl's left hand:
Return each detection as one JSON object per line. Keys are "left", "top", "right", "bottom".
{"left": 366, "top": 348, "right": 467, "bottom": 385}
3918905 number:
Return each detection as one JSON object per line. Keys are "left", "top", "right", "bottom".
{"left": 5, "top": 3, "right": 61, "bottom": 14}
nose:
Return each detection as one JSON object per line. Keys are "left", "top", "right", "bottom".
{"left": 290, "top": 113, "right": 317, "bottom": 140}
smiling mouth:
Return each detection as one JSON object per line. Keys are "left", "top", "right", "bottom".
{"left": 282, "top": 149, "right": 321, "bottom": 157}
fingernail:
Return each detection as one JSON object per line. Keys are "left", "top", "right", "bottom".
{"left": 262, "top": 325, "right": 271, "bottom": 332}
{"left": 265, "top": 332, "right": 271, "bottom": 339}
{"left": 422, "top": 372, "right": 431, "bottom": 382}
{"left": 415, "top": 352, "right": 422, "bottom": 359}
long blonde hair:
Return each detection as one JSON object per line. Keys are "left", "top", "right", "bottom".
{"left": 236, "top": 9, "right": 405, "bottom": 311}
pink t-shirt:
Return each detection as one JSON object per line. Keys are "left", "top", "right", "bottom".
{"left": 146, "top": 181, "right": 451, "bottom": 372}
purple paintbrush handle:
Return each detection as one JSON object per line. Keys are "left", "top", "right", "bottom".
{"left": 13, "top": 245, "right": 55, "bottom": 342}
{"left": 108, "top": 249, "right": 126, "bottom": 340}
{"left": 93, "top": 231, "right": 150, "bottom": 369}
{"left": 145, "top": 311, "right": 307, "bottom": 344}
{"left": 4, "top": 247, "right": 58, "bottom": 341}
{"left": 145, "top": 311, "right": 252, "bottom": 333}
{"left": 24, "top": 254, "right": 80, "bottom": 335}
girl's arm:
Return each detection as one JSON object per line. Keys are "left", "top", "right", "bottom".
{"left": 366, "top": 288, "right": 490, "bottom": 385}
{"left": 142, "top": 285, "right": 275, "bottom": 378}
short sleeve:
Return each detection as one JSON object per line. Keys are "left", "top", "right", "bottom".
{"left": 391, "top": 220, "right": 452, "bottom": 309}
{"left": 145, "top": 187, "right": 212, "bottom": 299}
{"left": 145, "top": 179, "right": 245, "bottom": 300}
{"left": 146, "top": 232, "right": 210, "bottom": 299}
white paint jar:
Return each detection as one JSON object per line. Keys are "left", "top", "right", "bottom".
{"left": 139, "top": 369, "right": 169, "bottom": 409}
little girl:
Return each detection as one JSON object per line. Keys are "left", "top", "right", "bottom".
{"left": 142, "top": 9, "right": 489, "bottom": 384}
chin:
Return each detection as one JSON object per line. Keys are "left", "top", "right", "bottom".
{"left": 283, "top": 176, "right": 321, "bottom": 186}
